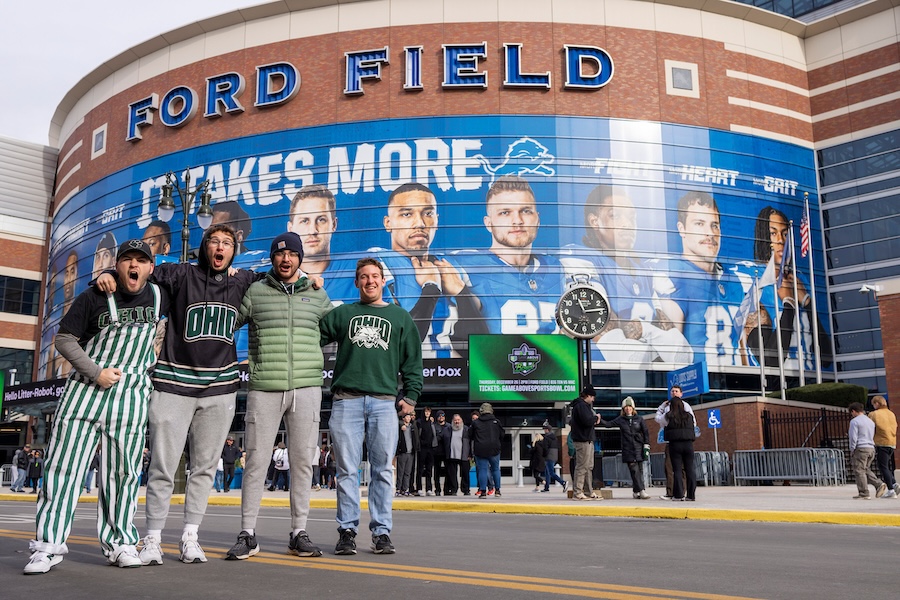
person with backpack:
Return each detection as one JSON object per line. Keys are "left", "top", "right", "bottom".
{"left": 654, "top": 384, "right": 699, "bottom": 501}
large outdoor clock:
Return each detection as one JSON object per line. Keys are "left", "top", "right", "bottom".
{"left": 555, "top": 283, "right": 611, "bottom": 339}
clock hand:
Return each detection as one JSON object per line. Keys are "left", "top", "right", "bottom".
{"left": 584, "top": 307, "right": 607, "bottom": 313}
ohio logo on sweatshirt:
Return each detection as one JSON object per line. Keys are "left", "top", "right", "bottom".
{"left": 349, "top": 315, "right": 391, "bottom": 351}
{"left": 184, "top": 302, "right": 238, "bottom": 343}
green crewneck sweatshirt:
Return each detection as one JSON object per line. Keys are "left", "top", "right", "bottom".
{"left": 320, "top": 301, "right": 423, "bottom": 403}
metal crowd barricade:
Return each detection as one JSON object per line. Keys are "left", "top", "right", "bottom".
{"left": 649, "top": 453, "right": 666, "bottom": 485}
{"left": 733, "top": 448, "right": 846, "bottom": 486}
{"left": 601, "top": 456, "right": 633, "bottom": 486}
{"left": 649, "top": 452, "right": 731, "bottom": 487}
{"left": 1, "top": 463, "right": 12, "bottom": 487}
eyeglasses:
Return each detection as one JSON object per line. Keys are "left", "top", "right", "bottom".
{"left": 207, "top": 238, "right": 235, "bottom": 249}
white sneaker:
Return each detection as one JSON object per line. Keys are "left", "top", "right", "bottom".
{"left": 638, "top": 490, "right": 651, "bottom": 499}
{"left": 884, "top": 490, "right": 896, "bottom": 499}
{"left": 180, "top": 532, "right": 208, "bottom": 563}
{"left": 109, "top": 545, "right": 142, "bottom": 568}
{"left": 24, "top": 551, "right": 63, "bottom": 575}
{"left": 426, "top": 490, "right": 434, "bottom": 496}
{"left": 139, "top": 534, "right": 164, "bottom": 565}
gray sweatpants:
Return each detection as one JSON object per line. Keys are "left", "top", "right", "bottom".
{"left": 241, "top": 387, "right": 321, "bottom": 532}
{"left": 145, "top": 390, "right": 236, "bottom": 531}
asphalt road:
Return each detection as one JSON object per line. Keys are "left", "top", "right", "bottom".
{"left": 1, "top": 501, "right": 895, "bottom": 599}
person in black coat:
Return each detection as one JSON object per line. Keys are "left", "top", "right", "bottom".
{"left": 600, "top": 396, "right": 650, "bottom": 499}
{"left": 469, "top": 403, "right": 504, "bottom": 497}
{"left": 570, "top": 385, "right": 601, "bottom": 500}
{"left": 540, "top": 424, "right": 568, "bottom": 492}
{"left": 396, "top": 414, "right": 419, "bottom": 495}
{"left": 28, "top": 449, "right": 44, "bottom": 494}
{"left": 529, "top": 433, "right": 547, "bottom": 492}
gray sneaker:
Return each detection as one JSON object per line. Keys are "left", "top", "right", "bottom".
{"left": 225, "top": 531, "right": 259, "bottom": 560}
{"left": 371, "top": 534, "right": 395, "bottom": 554}
{"left": 334, "top": 528, "right": 357, "bottom": 555}
{"left": 288, "top": 531, "right": 322, "bottom": 557}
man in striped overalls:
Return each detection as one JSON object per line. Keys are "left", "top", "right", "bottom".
{"left": 25, "top": 239, "right": 166, "bottom": 575}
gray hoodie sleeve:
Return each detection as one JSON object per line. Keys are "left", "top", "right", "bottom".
{"left": 55, "top": 332, "right": 102, "bottom": 382}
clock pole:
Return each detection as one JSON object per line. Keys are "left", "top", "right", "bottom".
{"left": 582, "top": 338, "right": 592, "bottom": 390}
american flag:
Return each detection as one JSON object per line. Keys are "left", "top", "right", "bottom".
{"left": 800, "top": 213, "right": 810, "bottom": 258}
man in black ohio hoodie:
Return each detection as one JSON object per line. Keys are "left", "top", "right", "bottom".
{"left": 97, "top": 224, "right": 260, "bottom": 565}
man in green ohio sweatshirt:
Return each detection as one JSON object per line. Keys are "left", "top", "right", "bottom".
{"left": 320, "top": 257, "right": 423, "bottom": 557}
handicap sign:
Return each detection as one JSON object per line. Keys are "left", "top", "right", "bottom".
{"left": 707, "top": 409, "right": 722, "bottom": 429}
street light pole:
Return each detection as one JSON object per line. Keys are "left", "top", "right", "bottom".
{"left": 158, "top": 169, "right": 214, "bottom": 263}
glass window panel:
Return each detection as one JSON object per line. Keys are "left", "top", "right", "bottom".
{"left": 831, "top": 309, "right": 873, "bottom": 332}
{"left": 835, "top": 331, "right": 875, "bottom": 354}
{"left": 825, "top": 224, "right": 862, "bottom": 247}
{"left": 827, "top": 245, "right": 865, "bottom": 268}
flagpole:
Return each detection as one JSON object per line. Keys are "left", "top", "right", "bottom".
{"left": 804, "top": 192, "right": 823, "bottom": 383}
{"left": 774, "top": 280, "right": 786, "bottom": 397}
{"left": 754, "top": 273, "right": 766, "bottom": 394}
{"left": 789, "top": 223, "right": 805, "bottom": 386}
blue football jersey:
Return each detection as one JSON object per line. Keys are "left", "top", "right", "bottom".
{"left": 453, "top": 250, "right": 564, "bottom": 335}
{"left": 370, "top": 248, "right": 459, "bottom": 358}
{"left": 319, "top": 256, "right": 364, "bottom": 307}
{"left": 661, "top": 258, "right": 750, "bottom": 367}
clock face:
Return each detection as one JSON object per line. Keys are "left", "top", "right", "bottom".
{"left": 555, "top": 285, "right": 610, "bottom": 339}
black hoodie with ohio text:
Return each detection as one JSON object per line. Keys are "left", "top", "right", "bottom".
{"left": 150, "top": 227, "right": 261, "bottom": 397}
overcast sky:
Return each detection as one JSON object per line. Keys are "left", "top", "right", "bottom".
{"left": 0, "top": 0, "right": 257, "bottom": 146}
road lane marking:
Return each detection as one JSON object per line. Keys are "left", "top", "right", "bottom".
{"left": 0, "top": 528, "right": 764, "bottom": 600}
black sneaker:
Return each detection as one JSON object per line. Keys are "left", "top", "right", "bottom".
{"left": 334, "top": 529, "right": 357, "bottom": 555}
{"left": 494, "top": 490, "right": 502, "bottom": 497}
{"left": 371, "top": 534, "right": 395, "bottom": 554}
{"left": 225, "top": 531, "right": 259, "bottom": 560}
{"left": 288, "top": 531, "right": 322, "bottom": 557}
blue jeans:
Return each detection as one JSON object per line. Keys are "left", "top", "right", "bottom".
{"left": 214, "top": 469, "right": 224, "bottom": 491}
{"left": 83, "top": 469, "right": 95, "bottom": 492}
{"left": 543, "top": 460, "right": 565, "bottom": 490}
{"left": 330, "top": 396, "right": 399, "bottom": 536}
{"left": 12, "top": 467, "right": 27, "bottom": 491}
{"left": 475, "top": 454, "right": 501, "bottom": 492}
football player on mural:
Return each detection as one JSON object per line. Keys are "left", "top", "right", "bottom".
{"left": 560, "top": 185, "right": 693, "bottom": 368}
{"left": 655, "top": 191, "right": 750, "bottom": 367}
{"left": 44, "top": 251, "right": 79, "bottom": 379}
{"left": 370, "top": 182, "right": 485, "bottom": 357}
{"left": 287, "top": 184, "right": 364, "bottom": 306}
{"left": 752, "top": 206, "right": 831, "bottom": 370}
{"left": 141, "top": 220, "right": 171, "bottom": 258}
{"left": 453, "top": 175, "right": 566, "bottom": 335}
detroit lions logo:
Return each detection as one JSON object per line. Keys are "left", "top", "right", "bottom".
{"left": 473, "top": 137, "right": 556, "bottom": 184}
{"left": 349, "top": 315, "right": 391, "bottom": 350}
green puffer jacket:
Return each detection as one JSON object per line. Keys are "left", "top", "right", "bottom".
{"left": 236, "top": 270, "right": 333, "bottom": 391}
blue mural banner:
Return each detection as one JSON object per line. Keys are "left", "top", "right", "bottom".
{"left": 41, "top": 115, "right": 830, "bottom": 390}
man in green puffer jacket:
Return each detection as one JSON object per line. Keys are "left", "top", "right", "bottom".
{"left": 225, "top": 232, "right": 332, "bottom": 562}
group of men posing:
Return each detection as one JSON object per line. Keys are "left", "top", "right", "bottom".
{"left": 25, "top": 212, "right": 423, "bottom": 573}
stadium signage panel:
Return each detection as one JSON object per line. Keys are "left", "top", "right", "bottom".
{"left": 127, "top": 43, "right": 614, "bottom": 142}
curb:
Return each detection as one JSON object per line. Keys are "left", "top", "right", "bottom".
{"left": 3, "top": 493, "right": 894, "bottom": 527}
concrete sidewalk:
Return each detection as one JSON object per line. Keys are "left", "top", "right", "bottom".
{"left": 4, "top": 481, "right": 899, "bottom": 526}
